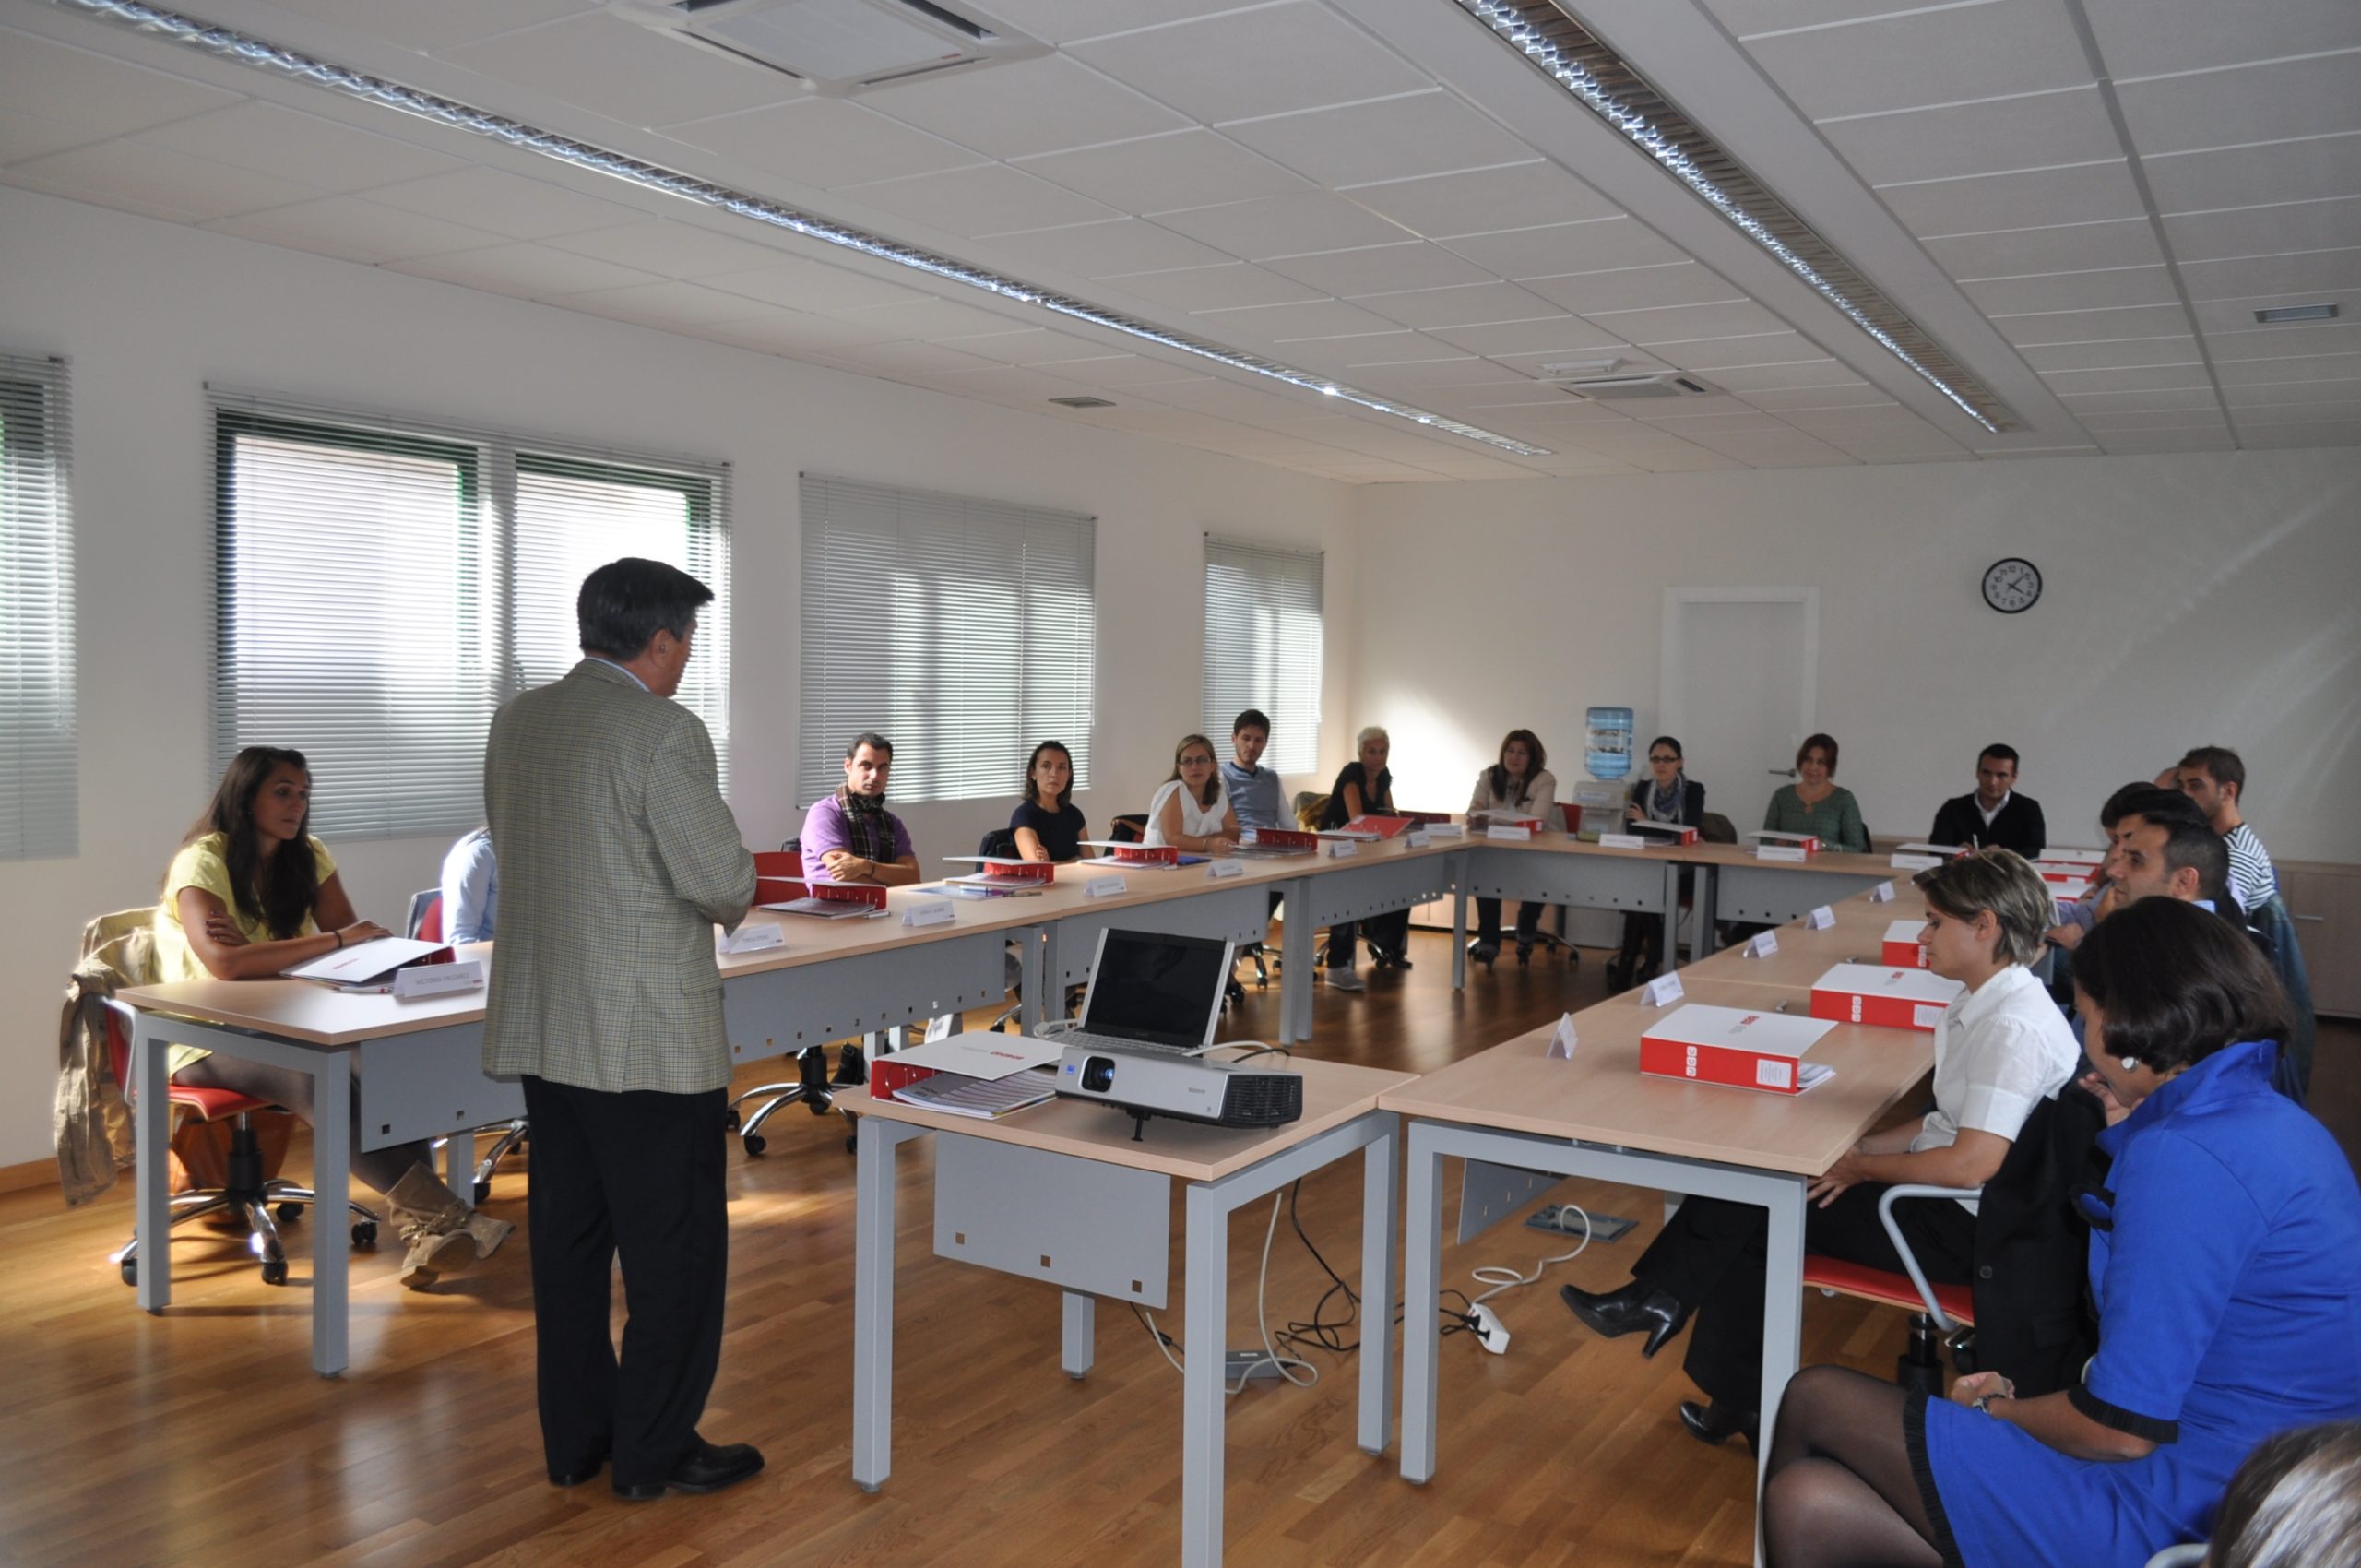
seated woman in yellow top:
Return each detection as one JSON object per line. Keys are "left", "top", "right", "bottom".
{"left": 157, "top": 746, "right": 509, "bottom": 1289}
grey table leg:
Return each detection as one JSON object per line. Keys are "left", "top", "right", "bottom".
{"left": 1398, "top": 1122, "right": 1445, "bottom": 1483}
{"left": 133, "top": 1013, "right": 172, "bottom": 1314}
{"left": 1695, "top": 864, "right": 1719, "bottom": 958}
{"left": 1180, "top": 1182, "right": 1232, "bottom": 1568}
{"left": 443, "top": 1126, "right": 471, "bottom": 1204}
{"left": 852, "top": 1118, "right": 920, "bottom": 1491}
{"left": 1451, "top": 873, "right": 1469, "bottom": 991}
{"left": 1062, "top": 1290, "right": 1094, "bottom": 1379}
{"left": 1358, "top": 1120, "right": 1397, "bottom": 1455}
{"left": 1662, "top": 861, "right": 1680, "bottom": 971}
{"left": 1018, "top": 924, "right": 1045, "bottom": 1034}
{"left": 310, "top": 1051, "right": 351, "bottom": 1377}
{"left": 1756, "top": 1177, "right": 1807, "bottom": 1568}
{"left": 1278, "top": 877, "right": 1311, "bottom": 1047}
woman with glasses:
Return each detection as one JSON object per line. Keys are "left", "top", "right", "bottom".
{"left": 1758, "top": 897, "right": 2361, "bottom": 1568}
{"left": 1145, "top": 733, "right": 1240, "bottom": 857}
{"left": 1606, "top": 735, "right": 1706, "bottom": 991}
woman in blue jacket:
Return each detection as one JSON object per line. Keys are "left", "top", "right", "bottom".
{"left": 1758, "top": 897, "right": 2361, "bottom": 1568}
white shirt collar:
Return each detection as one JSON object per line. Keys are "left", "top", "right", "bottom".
{"left": 1952, "top": 960, "right": 2040, "bottom": 1030}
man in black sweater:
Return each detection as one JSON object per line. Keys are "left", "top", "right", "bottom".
{"left": 1928, "top": 743, "right": 2047, "bottom": 858}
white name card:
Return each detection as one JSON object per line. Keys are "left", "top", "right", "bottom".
{"left": 1423, "top": 823, "right": 1465, "bottom": 840}
{"left": 1745, "top": 931, "right": 1780, "bottom": 957}
{"left": 1486, "top": 824, "right": 1532, "bottom": 841}
{"left": 1641, "top": 971, "right": 1685, "bottom": 1006}
{"left": 1598, "top": 832, "right": 1647, "bottom": 849}
{"left": 1757, "top": 845, "right": 1809, "bottom": 862}
{"left": 1406, "top": 829, "right": 1432, "bottom": 849}
{"left": 395, "top": 958, "right": 484, "bottom": 999}
{"left": 1807, "top": 906, "right": 1838, "bottom": 931}
{"left": 1326, "top": 840, "right": 1359, "bottom": 859}
{"left": 1892, "top": 853, "right": 1942, "bottom": 871}
{"left": 1207, "top": 858, "right": 1245, "bottom": 880}
{"left": 1546, "top": 1012, "right": 1579, "bottom": 1060}
{"left": 718, "top": 923, "right": 786, "bottom": 956}
{"left": 1086, "top": 875, "right": 1128, "bottom": 900}
{"left": 901, "top": 899, "right": 956, "bottom": 929}
{"left": 1913, "top": 1003, "right": 1949, "bottom": 1030}
{"left": 1870, "top": 881, "right": 1898, "bottom": 902}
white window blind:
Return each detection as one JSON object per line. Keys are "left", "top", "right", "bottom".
{"left": 799, "top": 475, "right": 1094, "bottom": 807}
{"left": 0, "top": 351, "right": 76, "bottom": 861}
{"left": 212, "top": 394, "right": 730, "bottom": 839}
{"left": 1203, "top": 535, "right": 1323, "bottom": 777}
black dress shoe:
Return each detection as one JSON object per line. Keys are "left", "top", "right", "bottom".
{"left": 1560, "top": 1280, "right": 1692, "bottom": 1359}
{"left": 832, "top": 1041, "right": 867, "bottom": 1087}
{"left": 613, "top": 1437, "right": 765, "bottom": 1501}
{"left": 548, "top": 1455, "right": 605, "bottom": 1487}
{"left": 1679, "top": 1399, "right": 1759, "bottom": 1455}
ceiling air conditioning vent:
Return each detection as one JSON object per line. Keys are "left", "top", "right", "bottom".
{"left": 625, "top": 0, "right": 1048, "bottom": 93}
{"left": 1048, "top": 396, "right": 1115, "bottom": 409}
{"left": 1548, "top": 372, "right": 1718, "bottom": 402}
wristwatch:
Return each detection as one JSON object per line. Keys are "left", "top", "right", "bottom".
{"left": 1972, "top": 1391, "right": 2011, "bottom": 1415}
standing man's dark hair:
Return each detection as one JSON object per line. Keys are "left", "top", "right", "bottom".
{"left": 484, "top": 558, "right": 761, "bottom": 1502}
{"left": 577, "top": 557, "right": 714, "bottom": 659}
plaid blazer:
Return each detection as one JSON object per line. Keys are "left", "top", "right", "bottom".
{"left": 482, "top": 659, "right": 756, "bottom": 1094}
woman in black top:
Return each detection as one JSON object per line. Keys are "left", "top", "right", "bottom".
{"left": 1010, "top": 740, "right": 1086, "bottom": 862}
{"left": 1320, "top": 726, "right": 1410, "bottom": 991}
{"left": 1608, "top": 735, "right": 1707, "bottom": 992}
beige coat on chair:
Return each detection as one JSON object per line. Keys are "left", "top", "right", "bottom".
{"left": 482, "top": 659, "right": 757, "bottom": 1096}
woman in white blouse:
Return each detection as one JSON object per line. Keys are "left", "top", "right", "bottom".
{"left": 1145, "top": 733, "right": 1240, "bottom": 855}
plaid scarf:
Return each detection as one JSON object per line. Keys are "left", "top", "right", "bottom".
{"left": 836, "top": 785, "right": 896, "bottom": 863}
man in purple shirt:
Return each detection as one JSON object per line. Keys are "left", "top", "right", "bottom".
{"left": 799, "top": 732, "right": 920, "bottom": 886}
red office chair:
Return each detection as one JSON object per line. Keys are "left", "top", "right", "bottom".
{"left": 1801, "top": 1185, "right": 1978, "bottom": 1396}
{"left": 408, "top": 888, "right": 527, "bottom": 1203}
{"left": 727, "top": 844, "right": 862, "bottom": 1156}
{"left": 108, "top": 1000, "right": 378, "bottom": 1288}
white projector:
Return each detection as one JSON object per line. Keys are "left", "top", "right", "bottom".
{"left": 1054, "top": 1044, "right": 1302, "bottom": 1134}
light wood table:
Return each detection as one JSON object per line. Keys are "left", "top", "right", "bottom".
{"left": 1382, "top": 974, "right": 1933, "bottom": 1564}
{"left": 1446, "top": 833, "right": 1689, "bottom": 989}
{"left": 847, "top": 1058, "right": 1417, "bottom": 1568}
{"left": 1681, "top": 843, "right": 1913, "bottom": 956}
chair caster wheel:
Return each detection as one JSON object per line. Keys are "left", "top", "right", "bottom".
{"left": 261, "top": 1258, "right": 290, "bottom": 1287}
{"left": 846, "top": 1134, "right": 859, "bottom": 1154}
{"left": 276, "top": 1202, "right": 304, "bottom": 1224}
{"left": 1515, "top": 944, "right": 1533, "bottom": 968}
{"left": 121, "top": 1256, "right": 137, "bottom": 1287}
{"left": 473, "top": 1181, "right": 492, "bottom": 1205}
{"left": 352, "top": 1221, "right": 378, "bottom": 1248}
{"left": 722, "top": 1106, "right": 741, "bottom": 1132}
{"left": 742, "top": 1134, "right": 766, "bottom": 1158}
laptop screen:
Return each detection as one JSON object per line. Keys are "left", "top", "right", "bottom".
{"left": 1078, "top": 929, "right": 1233, "bottom": 1051}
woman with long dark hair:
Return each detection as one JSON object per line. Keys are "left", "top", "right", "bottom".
{"left": 1010, "top": 739, "right": 1086, "bottom": 862}
{"left": 1465, "top": 728, "right": 1557, "bottom": 968}
{"left": 156, "top": 746, "right": 509, "bottom": 1288}
{"left": 1759, "top": 897, "right": 2361, "bottom": 1568}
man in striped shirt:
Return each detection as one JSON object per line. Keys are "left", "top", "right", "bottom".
{"left": 2177, "top": 746, "right": 2280, "bottom": 912}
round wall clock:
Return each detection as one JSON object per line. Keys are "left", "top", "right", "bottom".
{"left": 1982, "top": 557, "right": 2042, "bottom": 614}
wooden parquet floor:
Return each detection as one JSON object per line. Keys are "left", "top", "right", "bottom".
{"left": 6, "top": 929, "right": 2351, "bottom": 1568}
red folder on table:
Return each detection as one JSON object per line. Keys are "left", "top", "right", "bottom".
{"left": 1639, "top": 1004, "right": 1837, "bottom": 1095}
{"left": 1343, "top": 814, "right": 1416, "bottom": 839}
{"left": 1079, "top": 841, "right": 1183, "bottom": 866}
{"left": 1881, "top": 921, "right": 1929, "bottom": 968}
{"left": 764, "top": 879, "right": 888, "bottom": 916}
{"left": 1244, "top": 827, "right": 1319, "bottom": 850}
{"left": 1809, "top": 964, "right": 1962, "bottom": 1031}
{"left": 1628, "top": 820, "right": 1701, "bottom": 847}
{"left": 942, "top": 856, "right": 1057, "bottom": 885}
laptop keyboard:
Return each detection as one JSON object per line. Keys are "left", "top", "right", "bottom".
{"left": 1057, "top": 1028, "right": 1204, "bottom": 1058}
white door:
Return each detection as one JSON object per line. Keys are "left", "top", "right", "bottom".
{"left": 1659, "top": 589, "right": 1818, "bottom": 839}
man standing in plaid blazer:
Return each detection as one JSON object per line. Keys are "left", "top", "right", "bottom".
{"left": 484, "top": 557, "right": 761, "bottom": 1501}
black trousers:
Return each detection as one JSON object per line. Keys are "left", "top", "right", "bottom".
{"left": 1474, "top": 897, "right": 1541, "bottom": 946}
{"left": 1326, "top": 907, "right": 1411, "bottom": 967}
{"left": 519, "top": 1075, "right": 729, "bottom": 1487}
{"left": 1633, "top": 1183, "right": 1977, "bottom": 1410}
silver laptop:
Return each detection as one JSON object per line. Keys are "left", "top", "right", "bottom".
{"left": 1063, "top": 928, "right": 1237, "bottom": 1057}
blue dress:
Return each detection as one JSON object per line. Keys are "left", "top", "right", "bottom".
{"left": 1911, "top": 1039, "right": 2361, "bottom": 1568}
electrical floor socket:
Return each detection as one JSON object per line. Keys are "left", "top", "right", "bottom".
{"left": 1224, "top": 1350, "right": 1287, "bottom": 1382}
{"left": 1525, "top": 1204, "right": 1635, "bottom": 1241}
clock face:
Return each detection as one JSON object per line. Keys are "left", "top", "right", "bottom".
{"left": 1983, "top": 557, "right": 2042, "bottom": 614}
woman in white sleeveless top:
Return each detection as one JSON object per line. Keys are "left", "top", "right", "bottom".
{"left": 1145, "top": 733, "right": 1240, "bottom": 853}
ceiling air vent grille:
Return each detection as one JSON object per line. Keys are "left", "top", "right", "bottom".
{"left": 1550, "top": 373, "right": 1715, "bottom": 401}
{"left": 1049, "top": 396, "right": 1115, "bottom": 409}
{"left": 635, "top": 0, "right": 1048, "bottom": 93}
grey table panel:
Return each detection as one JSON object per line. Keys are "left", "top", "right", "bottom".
{"left": 1709, "top": 862, "right": 1893, "bottom": 928}
{"left": 933, "top": 1135, "right": 1173, "bottom": 1308}
{"left": 722, "top": 929, "right": 1011, "bottom": 1063}
{"left": 1300, "top": 854, "right": 1454, "bottom": 929}
{"left": 355, "top": 1022, "right": 521, "bottom": 1152}
{"left": 1045, "top": 882, "right": 1273, "bottom": 990}
{"left": 1461, "top": 845, "right": 1667, "bottom": 911}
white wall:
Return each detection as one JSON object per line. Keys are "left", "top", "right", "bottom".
{"left": 1347, "top": 453, "right": 2361, "bottom": 866}
{"left": 0, "top": 185, "right": 1357, "bottom": 1170}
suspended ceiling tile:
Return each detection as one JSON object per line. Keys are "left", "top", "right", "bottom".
{"left": 1630, "top": 409, "right": 1797, "bottom": 434}
{"left": 823, "top": 339, "right": 1010, "bottom": 377}
{"left": 1875, "top": 160, "right": 2142, "bottom": 239}
{"left": 2224, "top": 377, "right": 2361, "bottom": 405}
{"left": 7, "top": 138, "right": 324, "bottom": 223}
{"left": 1314, "top": 333, "right": 1485, "bottom": 368}
{"left": 1350, "top": 280, "right": 1561, "bottom": 331}
{"left": 690, "top": 310, "right": 908, "bottom": 355}
{"left": 1264, "top": 242, "right": 1494, "bottom": 297}
{"left": 204, "top": 194, "right": 511, "bottom": 263}
{"left": 1222, "top": 91, "right": 1535, "bottom": 190}
{"left": 1192, "top": 297, "right": 1411, "bottom": 343}
{"left": 1066, "top": 4, "right": 1431, "bottom": 126}
{"left": 1153, "top": 191, "right": 1410, "bottom": 260}
{"left": 911, "top": 363, "right": 1122, "bottom": 406}
{"left": 2081, "top": 0, "right": 2361, "bottom": 79}
{"left": 386, "top": 242, "right": 665, "bottom": 298}
{"left": 2019, "top": 335, "right": 2204, "bottom": 373}
{"left": 966, "top": 0, "right": 1253, "bottom": 47}
{"left": 1994, "top": 303, "right": 2196, "bottom": 346}
{"left": 130, "top": 101, "right": 466, "bottom": 192}
{"left": 2116, "top": 55, "right": 2361, "bottom": 157}
{"left": 1014, "top": 129, "right": 1311, "bottom": 214}
{"left": 1705, "top": 0, "right": 1957, "bottom": 32}
{"left": 1959, "top": 265, "right": 2178, "bottom": 316}
{"left": 697, "top": 257, "right": 922, "bottom": 314}
{"left": 1423, "top": 315, "right": 1626, "bottom": 358}
{"left": 0, "top": 28, "right": 242, "bottom": 139}
{"left": 660, "top": 98, "right": 980, "bottom": 190}
{"left": 1579, "top": 298, "right": 1788, "bottom": 346}
{"left": 2164, "top": 199, "right": 2361, "bottom": 265}
{"left": 1927, "top": 218, "right": 2164, "bottom": 279}
{"left": 2039, "top": 362, "right": 2213, "bottom": 393}
{"left": 1738, "top": 384, "right": 1890, "bottom": 410}
{"left": 363, "top": 166, "right": 648, "bottom": 240}
{"left": 2099, "top": 430, "right": 2237, "bottom": 452}
{"left": 1523, "top": 263, "right": 1744, "bottom": 315}
{"left": 1818, "top": 88, "right": 2120, "bottom": 186}
{"left": 2215, "top": 351, "right": 2361, "bottom": 386}
{"left": 839, "top": 294, "right": 1038, "bottom": 341}
{"left": 1340, "top": 160, "right": 1620, "bottom": 239}
{"left": 2204, "top": 322, "right": 2361, "bottom": 362}
{"left": 2051, "top": 386, "right": 2223, "bottom": 411}
{"left": 1662, "top": 332, "right": 1820, "bottom": 370}
{"left": 2180, "top": 249, "right": 2361, "bottom": 300}
{"left": 552, "top": 279, "right": 777, "bottom": 328}
{"left": 1098, "top": 262, "right": 1326, "bottom": 314}
{"left": 2143, "top": 134, "right": 2361, "bottom": 218}
{"left": 0, "top": 108, "right": 98, "bottom": 166}
{"left": 544, "top": 219, "right": 794, "bottom": 279}
{"left": 1351, "top": 357, "right": 1535, "bottom": 392}
{"left": 443, "top": 12, "right": 801, "bottom": 128}
{"left": 2234, "top": 398, "right": 2361, "bottom": 424}
{"left": 1439, "top": 218, "right": 1688, "bottom": 280}
{"left": 861, "top": 54, "right": 1188, "bottom": 161}
{"left": 839, "top": 162, "right": 1118, "bottom": 238}
{"left": 980, "top": 218, "right": 1233, "bottom": 278}
{"left": 2236, "top": 421, "right": 2361, "bottom": 447}
{"left": 2076, "top": 409, "right": 2235, "bottom": 432}
{"left": 271, "top": 0, "right": 594, "bottom": 53}
{"left": 1708, "top": 359, "right": 1869, "bottom": 391}
{"left": 941, "top": 330, "right": 1133, "bottom": 368}
{"left": 1740, "top": 0, "right": 2094, "bottom": 123}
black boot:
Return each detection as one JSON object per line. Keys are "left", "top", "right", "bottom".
{"left": 1560, "top": 1280, "right": 1692, "bottom": 1359}
{"left": 1678, "top": 1399, "right": 1759, "bottom": 1454}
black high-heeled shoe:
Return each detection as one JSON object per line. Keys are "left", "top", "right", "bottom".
{"left": 1560, "top": 1280, "right": 1692, "bottom": 1359}
{"left": 1467, "top": 938, "right": 1500, "bottom": 968}
{"left": 1678, "top": 1399, "right": 1759, "bottom": 1455}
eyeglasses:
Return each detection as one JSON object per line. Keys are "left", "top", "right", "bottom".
{"left": 1648, "top": 754, "right": 1679, "bottom": 764}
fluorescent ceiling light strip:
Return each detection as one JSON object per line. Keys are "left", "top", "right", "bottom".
{"left": 1462, "top": 0, "right": 2016, "bottom": 434}
{"left": 55, "top": 0, "right": 1548, "bottom": 457}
